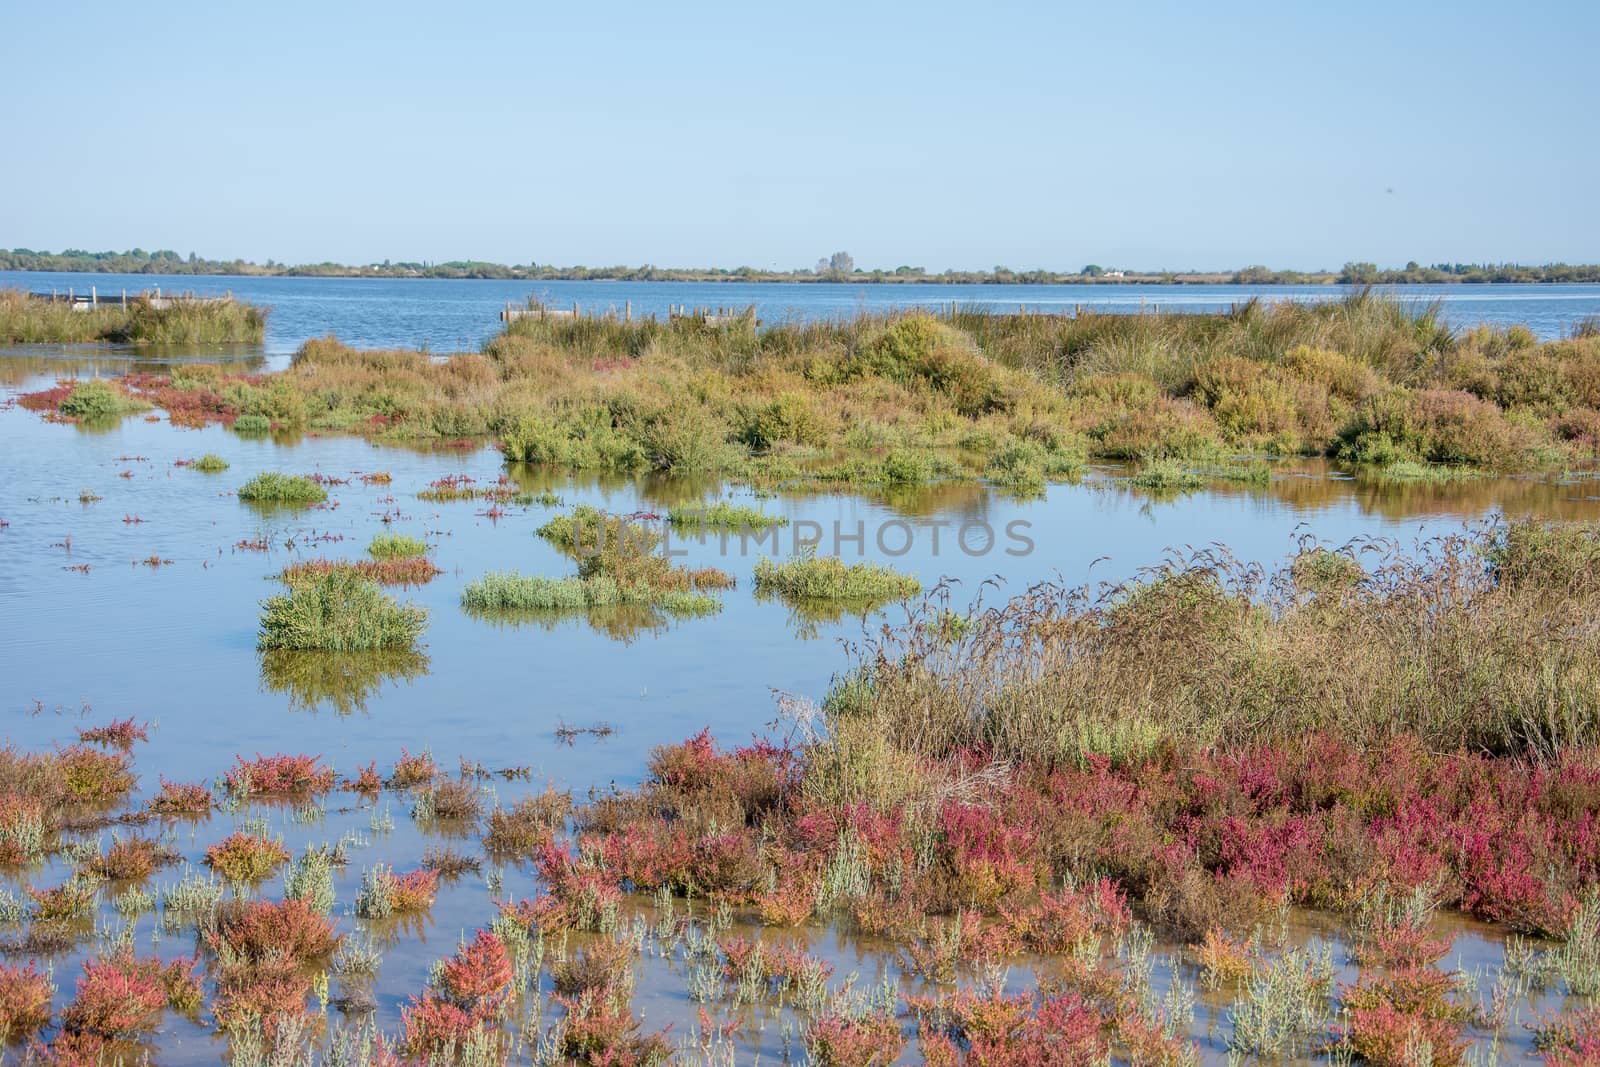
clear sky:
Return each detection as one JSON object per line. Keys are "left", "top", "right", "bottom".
{"left": 3, "top": 0, "right": 1596, "bottom": 271}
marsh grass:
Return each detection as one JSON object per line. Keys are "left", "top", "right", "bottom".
{"left": 0, "top": 290, "right": 266, "bottom": 344}
{"left": 99, "top": 292, "right": 1600, "bottom": 491}
{"left": 753, "top": 553, "right": 920, "bottom": 602}
{"left": 666, "top": 502, "right": 788, "bottom": 534}
{"left": 367, "top": 533, "right": 429, "bottom": 560}
{"left": 465, "top": 506, "right": 733, "bottom": 621}
{"left": 257, "top": 571, "right": 427, "bottom": 653}
{"left": 191, "top": 453, "right": 229, "bottom": 473}
{"left": 238, "top": 472, "right": 328, "bottom": 506}
{"left": 277, "top": 557, "right": 442, "bottom": 588}
{"left": 829, "top": 519, "right": 1600, "bottom": 763}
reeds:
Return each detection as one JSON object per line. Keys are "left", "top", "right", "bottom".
{"left": 0, "top": 289, "right": 266, "bottom": 344}
{"left": 830, "top": 518, "right": 1600, "bottom": 764}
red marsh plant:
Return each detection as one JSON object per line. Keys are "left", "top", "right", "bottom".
{"left": 1538, "top": 1008, "right": 1600, "bottom": 1067}
{"left": 279, "top": 556, "right": 442, "bottom": 587}
{"left": 1338, "top": 964, "right": 1472, "bottom": 1067}
{"left": 0, "top": 793, "right": 47, "bottom": 865}
{"left": 55, "top": 745, "right": 136, "bottom": 804}
{"left": 204, "top": 831, "right": 291, "bottom": 882}
{"left": 60, "top": 953, "right": 168, "bottom": 1037}
{"left": 348, "top": 760, "right": 382, "bottom": 794}
{"left": 551, "top": 984, "right": 672, "bottom": 1067}
{"left": 27, "top": 880, "right": 97, "bottom": 923}
{"left": 75, "top": 717, "right": 148, "bottom": 749}
{"left": 400, "top": 930, "right": 514, "bottom": 1057}
{"left": 207, "top": 898, "right": 341, "bottom": 965}
{"left": 148, "top": 776, "right": 212, "bottom": 815}
{"left": 223, "top": 753, "right": 337, "bottom": 798}
{"left": 204, "top": 900, "right": 338, "bottom": 1032}
{"left": 484, "top": 786, "right": 571, "bottom": 855}
{"left": 912, "top": 988, "right": 1112, "bottom": 1067}
{"left": 804, "top": 1007, "right": 906, "bottom": 1067}
{"left": 358, "top": 865, "right": 440, "bottom": 918}
{"left": 0, "top": 962, "right": 54, "bottom": 1041}
{"left": 388, "top": 748, "right": 438, "bottom": 788}
{"left": 86, "top": 833, "right": 179, "bottom": 881}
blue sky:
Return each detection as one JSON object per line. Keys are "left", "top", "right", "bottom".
{"left": 3, "top": 0, "right": 1595, "bottom": 271}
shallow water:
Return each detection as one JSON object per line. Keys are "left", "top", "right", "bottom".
{"left": 2, "top": 353, "right": 1597, "bottom": 1062}
{"left": 5, "top": 271, "right": 1599, "bottom": 354}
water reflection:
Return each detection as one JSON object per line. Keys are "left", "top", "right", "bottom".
{"left": 756, "top": 590, "right": 905, "bottom": 641}
{"left": 0, "top": 345, "right": 267, "bottom": 386}
{"left": 259, "top": 649, "right": 431, "bottom": 714}
{"left": 463, "top": 602, "right": 702, "bottom": 646}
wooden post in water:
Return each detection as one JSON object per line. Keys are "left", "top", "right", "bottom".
{"left": 625, "top": 300, "right": 631, "bottom": 322}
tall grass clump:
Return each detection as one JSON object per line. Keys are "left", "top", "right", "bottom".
{"left": 258, "top": 570, "right": 427, "bottom": 653}
{"left": 464, "top": 506, "right": 731, "bottom": 627}
{"left": 367, "top": 533, "right": 429, "bottom": 560}
{"left": 753, "top": 553, "right": 921, "bottom": 602}
{"left": 191, "top": 454, "right": 229, "bottom": 472}
{"left": 0, "top": 289, "right": 265, "bottom": 344}
{"left": 462, "top": 573, "right": 621, "bottom": 611}
{"left": 238, "top": 472, "right": 328, "bottom": 506}
{"left": 666, "top": 501, "right": 788, "bottom": 534}
{"left": 829, "top": 519, "right": 1600, "bottom": 765}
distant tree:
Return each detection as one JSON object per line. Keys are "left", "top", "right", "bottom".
{"left": 1081, "top": 264, "right": 1104, "bottom": 277}
{"left": 1340, "top": 261, "right": 1380, "bottom": 284}
{"left": 828, "top": 251, "right": 854, "bottom": 276}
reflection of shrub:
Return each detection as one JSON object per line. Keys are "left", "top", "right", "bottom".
{"left": 258, "top": 571, "right": 426, "bottom": 652}
{"left": 259, "top": 648, "right": 429, "bottom": 714}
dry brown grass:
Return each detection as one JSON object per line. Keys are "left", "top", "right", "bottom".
{"left": 827, "top": 519, "right": 1600, "bottom": 765}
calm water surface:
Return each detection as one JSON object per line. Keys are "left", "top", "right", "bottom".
{"left": 1, "top": 351, "right": 1594, "bottom": 1061}
{"left": 4, "top": 270, "right": 1599, "bottom": 354}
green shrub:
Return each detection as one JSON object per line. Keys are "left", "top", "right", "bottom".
{"left": 367, "top": 533, "right": 428, "bottom": 560}
{"left": 233, "top": 414, "right": 271, "bottom": 435}
{"left": 753, "top": 553, "right": 920, "bottom": 601}
{"left": 667, "top": 502, "right": 788, "bottom": 533}
{"left": 59, "top": 380, "right": 139, "bottom": 421}
{"left": 462, "top": 572, "right": 619, "bottom": 611}
{"left": 238, "top": 473, "right": 329, "bottom": 505}
{"left": 258, "top": 571, "right": 427, "bottom": 652}
{"left": 985, "top": 437, "right": 1085, "bottom": 492}
{"left": 192, "top": 453, "right": 230, "bottom": 472}
{"left": 1129, "top": 458, "right": 1205, "bottom": 491}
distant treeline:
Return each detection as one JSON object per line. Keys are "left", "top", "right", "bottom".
{"left": 3, "top": 248, "right": 1599, "bottom": 285}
